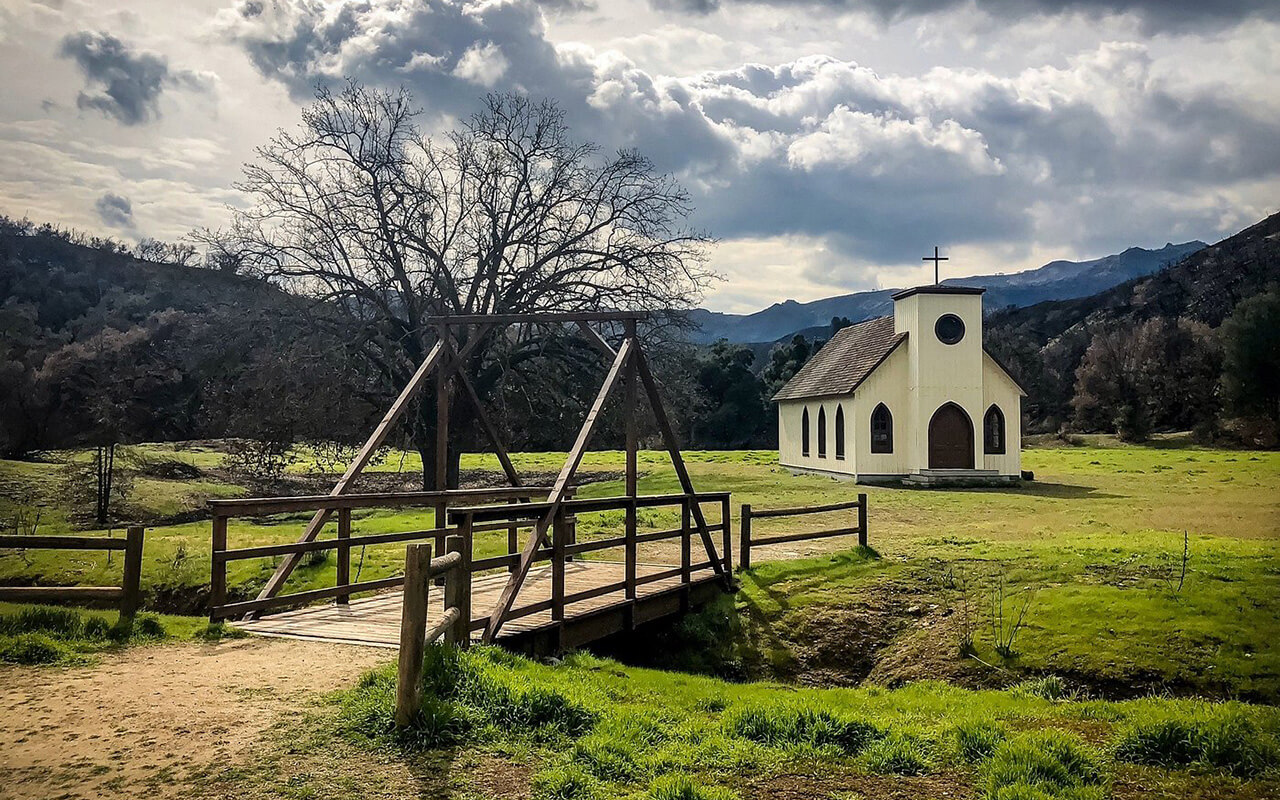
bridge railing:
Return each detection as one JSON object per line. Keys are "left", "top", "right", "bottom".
{"left": 739, "top": 494, "right": 867, "bottom": 570}
{"left": 395, "top": 536, "right": 470, "bottom": 726}
{"left": 450, "top": 491, "right": 732, "bottom": 636}
{"left": 206, "top": 487, "right": 556, "bottom": 621}
{"left": 0, "top": 527, "right": 145, "bottom": 628}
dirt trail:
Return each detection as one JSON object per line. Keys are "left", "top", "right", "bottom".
{"left": 0, "top": 637, "right": 388, "bottom": 800}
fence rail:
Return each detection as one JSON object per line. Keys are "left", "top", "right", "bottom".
{"left": 208, "top": 487, "right": 553, "bottom": 621}
{"left": 739, "top": 494, "right": 867, "bottom": 570}
{"left": 0, "top": 527, "right": 145, "bottom": 626}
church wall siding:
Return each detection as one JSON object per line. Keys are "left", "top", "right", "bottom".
{"left": 777, "top": 397, "right": 857, "bottom": 477}
{"left": 982, "top": 353, "right": 1023, "bottom": 476}
{"left": 851, "top": 345, "right": 911, "bottom": 476}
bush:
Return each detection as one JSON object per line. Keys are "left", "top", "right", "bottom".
{"left": 860, "top": 733, "right": 932, "bottom": 775}
{"left": 82, "top": 616, "right": 112, "bottom": 640}
{"left": 952, "top": 721, "right": 1007, "bottom": 764}
{"left": 984, "top": 731, "right": 1105, "bottom": 799}
{"left": 1114, "top": 709, "right": 1278, "bottom": 778}
{"left": 647, "top": 773, "right": 739, "bottom": 800}
{"left": 724, "top": 705, "right": 883, "bottom": 754}
{"left": 0, "top": 633, "right": 69, "bottom": 664}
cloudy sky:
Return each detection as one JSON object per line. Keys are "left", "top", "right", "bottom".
{"left": 1, "top": 0, "right": 1278, "bottom": 312}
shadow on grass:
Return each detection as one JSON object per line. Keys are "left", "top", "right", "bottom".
{"left": 978, "top": 481, "right": 1122, "bottom": 500}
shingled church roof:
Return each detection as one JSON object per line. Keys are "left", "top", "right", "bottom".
{"left": 772, "top": 315, "right": 907, "bottom": 401}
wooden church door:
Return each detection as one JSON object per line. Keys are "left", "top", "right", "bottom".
{"left": 928, "top": 403, "right": 974, "bottom": 469}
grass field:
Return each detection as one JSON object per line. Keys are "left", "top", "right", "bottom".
{"left": 2, "top": 436, "right": 1278, "bottom": 797}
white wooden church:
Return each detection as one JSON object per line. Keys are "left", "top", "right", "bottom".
{"left": 773, "top": 285, "right": 1025, "bottom": 485}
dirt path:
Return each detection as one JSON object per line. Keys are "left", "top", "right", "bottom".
{"left": 0, "top": 637, "right": 389, "bottom": 800}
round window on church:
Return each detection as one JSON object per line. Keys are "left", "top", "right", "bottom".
{"left": 935, "top": 314, "right": 965, "bottom": 345}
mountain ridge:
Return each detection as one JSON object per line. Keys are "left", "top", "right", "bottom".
{"left": 689, "top": 240, "right": 1207, "bottom": 344}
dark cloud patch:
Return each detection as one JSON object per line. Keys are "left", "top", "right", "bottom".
{"left": 58, "top": 30, "right": 213, "bottom": 125}
{"left": 218, "top": 0, "right": 1280, "bottom": 281}
{"left": 94, "top": 192, "right": 134, "bottom": 228}
{"left": 652, "top": 0, "right": 1280, "bottom": 33}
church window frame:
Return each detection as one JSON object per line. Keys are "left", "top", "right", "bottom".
{"left": 984, "top": 405, "right": 1006, "bottom": 455}
{"left": 935, "top": 314, "right": 966, "bottom": 345}
{"left": 835, "top": 405, "right": 846, "bottom": 460}
{"left": 801, "top": 407, "right": 811, "bottom": 457}
{"left": 817, "top": 407, "right": 827, "bottom": 458}
{"left": 871, "top": 403, "right": 893, "bottom": 454}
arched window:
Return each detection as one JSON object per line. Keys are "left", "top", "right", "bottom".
{"left": 817, "top": 407, "right": 827, "bottom": 458}
{"left": 984, "top": 405, "right": 1006, "bottom": 455}
{"left": 871, "top": 403, "right": 893, "bottom": 453}
{"left": 801, "top": 407, "right": 811, "bottom": 457}
{"left": 835, "top": 405, "right": 846, "bottom": 460}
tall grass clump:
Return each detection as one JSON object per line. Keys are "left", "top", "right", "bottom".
{"left": 724, "top": 705, "right": 883, "bottom": 754}
{"left": 859, "top": 732, "right": 932, "bottom": 775}
{"left": 951, "top": 721, "right": 1007, "bottom": 764}
{"left": 0, "top": 632, "right": 70, "bottom": 664}
{"left": 339, "top": 646, "right": 595, "bottom": 749}
{"left": 1113, "top": 707, "right": 1278, "bottom": 778}
{"left": 983, "top": 730, "right": 1106, "bottom": 800}
{"left": 531, "top": 763, "right": 601, "bottom": 800}
{"left": 1012, "top": 676, "right": 1072, "bottom": 701}
{"left": 647, "top": 773, "right": 739, "bottom": 800}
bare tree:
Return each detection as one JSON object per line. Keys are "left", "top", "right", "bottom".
{"left": 205, "top": 81, "right": 713, "bottom": 486}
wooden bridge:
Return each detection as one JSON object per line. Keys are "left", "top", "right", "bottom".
{"left": 209, "top": 488, "right": 734, "bottom": 654}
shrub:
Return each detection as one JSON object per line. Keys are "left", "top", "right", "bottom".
{"left": 952, "top": 721, "right": 1007, "bottom": 764}
{"left": 0, "top": 633, "right": 69, "bottom": 664}
{"left": 1114, "top": 709, "right": 1278, "bottom": 778}
{"left": 725, "top": 705, "right": 883, "bottom": 754}
{"left": 984, "top": 731, "right": 1105, "bottom": 799}
{"left": 82, "top": 616, "right": 112, "bottom": 640}
{"left": 647, "top": 773, "right": 739, "bottom": 800}
{"left": 532, "top": 764, "right": 601, "bottom": 800}
{"left": 860, "top": 733, "right": 932, "bottom": 775}
{"left": 131, "top": 614, "right": 167, "bottom": 639}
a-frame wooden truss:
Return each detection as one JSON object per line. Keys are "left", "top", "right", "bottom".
{"left": 254, "top": 311, "right": 725, "bottom": 641}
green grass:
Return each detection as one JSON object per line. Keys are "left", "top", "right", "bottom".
{"left": 326, "top": 646, "right": 1279, "bottom": 799}
{"left": 0, "top": 602, "right": 243, "bottom": 665}
{"left": 2, "top": 436, "right": 1278, "bottom": 697}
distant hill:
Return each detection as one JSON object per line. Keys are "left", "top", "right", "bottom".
{"left": 984, "top": 211, "right": 1280, "bottom": 429}
{"left": 688, "top": 241, "right": 1206, "bottom": 344}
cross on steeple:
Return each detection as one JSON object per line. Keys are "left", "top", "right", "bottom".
{"left": 923, "top": 246, "right": 948, "bottom": 285}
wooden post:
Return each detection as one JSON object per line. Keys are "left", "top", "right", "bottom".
{"left": 396, "top": 543, "right": 432, "bottom": 727}
{"left": 119, "top": 526, "right": 144, "bottom": 627}
{"left": 625, "top": 498, "right": 638, "bottom": 599}
{"left": 506, "top": 522, "right": 518, "bottom": 574}
{"left": 210, "top": 515, "right": 227, "bottom": 621}
{"left": 720, "top": 496, "right": 732, "bottom": 573}
{"left": 336, "top": 508, "right": 351, "bottom": 605}
{"left": 552, "top": 509, "right": 566, "bottom": 621}
{"left": 565, "top": 513, "right": 577, "bottom": 563}
{"left": 857, "top": 493, "right": 868, "bottom": 548}
{"left": 444, "top": 534, "right": 470, "bottom": 647}
{"left": 680, "top": 499, "right": 691, "bottom": 583}
{"left": 740, "top": 504, "right": 752, "bottom": 571}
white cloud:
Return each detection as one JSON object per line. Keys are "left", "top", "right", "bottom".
{"left": 453, "top": 41, "right": 509, "bottom": 85}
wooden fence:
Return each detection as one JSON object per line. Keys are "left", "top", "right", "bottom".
{"left": 395, "top": 536, "right": 470, "bottom": 726}
{"left": 739, "top": 494, "right": 867, "bottom": 570}
{"left": 206, "top": 487, "right": 553, "bottom": 621}
{"left": 449, "top": 491, "right": 732, "bottom": 637}
{"left": 0, "top": 527, "right": 145, "bottom": 626}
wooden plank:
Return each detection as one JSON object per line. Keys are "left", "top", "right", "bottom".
{"left": 858, "top": 493, "right": 868, "bottom": 547}
{"left": 209, "top": 487, "right": 551, "bottom": 515}
{"left": 0, "top": 535, "right": 128, "bottom": 550}
{"left": 119, "top": 526, "right": 144, "bottom": 624}
{"left": 210, "top": 515, "right": 227, "bottom": 618}
{"left": 720, "top": 496, "right": 733, "bottom": 573}
{"left": 214, "top": 576, "right": 405, "bottom": 619}
{"left": 445, "top": 532, "right": 470, "bottom": 647}
{"left": 219, "top": 528, "right": 453, "bottom": 561}
{"left": 633, "top": 347, "right": 724, "bottom": 576}
{"left": 451, "top": 491, "right": 732, "bottom": 522}
{"left": 395, "top": 543, "right": 432, "bottom": 726}
{"left": 552, "top": 513, "right": 566, "bottom": 621}
{"left": 749, "top": 527, "right": 859, "bottom": 548}
{"left": 483, "top": 338, "right": 635, "bottom": 641}
{"left": 336, "top": 509, "right": 351, "bottom": 605}
{"left": 0, "top": 586, "right": 123, "bottom": 602}
{"left": 681, "top": 500, "right": 691, "bottom": 582}
{"left": 740, "top": 504, "right": 752, "bottom": 571}
{"left": 748, "top": 499, "right": 865, "bottom": 518}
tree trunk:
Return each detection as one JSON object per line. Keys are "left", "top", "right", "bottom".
{"left": 95, "top": 443, "right": 115, "bottom": 525}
